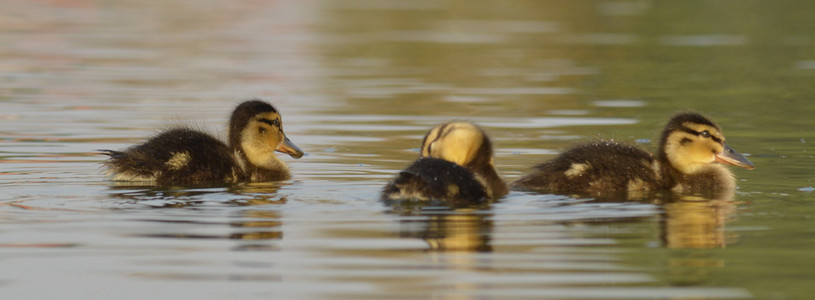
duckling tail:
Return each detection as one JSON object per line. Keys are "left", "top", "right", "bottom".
{"left": 97, "top": 149, "right": 124, "bottom": 158}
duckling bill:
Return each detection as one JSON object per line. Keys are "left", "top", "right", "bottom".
{"left": 512, "top": 112, "right": 753, "bottom": 195}
{"left": 100, "top": 99, "right": 304, "bottom": 184}
{"left": 382, "top": 122, "right": 508, "bottom": 205}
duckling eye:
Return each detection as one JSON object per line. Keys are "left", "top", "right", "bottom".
{"left": 258, "top": 118, "right": 280, "bottom": 128}
{"left": 259, "top": 127, "right": 267, "bottom": 134}
{"left": 699, "top": 130, "right": 711, "bottom": 138}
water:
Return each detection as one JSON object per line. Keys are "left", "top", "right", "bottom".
{"left": 3, "top": 0, "right": 815, "bottom": 299}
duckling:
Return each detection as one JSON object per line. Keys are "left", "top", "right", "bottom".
{"left": 512, "top": 112, "right": 754, "bottom": 195}
{"left": 100, "top": 99, "right": 304, "bottom": 184}
{"left": 381, "top": 122, "right": 508, "bottom": 205}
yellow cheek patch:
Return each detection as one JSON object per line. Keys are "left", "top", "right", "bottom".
{"left": 665, "top": 129, "right": 726, "bottom": 174}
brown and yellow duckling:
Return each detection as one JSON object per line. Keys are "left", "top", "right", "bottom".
{"left": 512, "top": 112, "right": 754, "bottom": 195}
{"left": 101, "top": 99, "right": 304, "bottom": 184}
{"left": 382, "top": 122, "right": 508, "bottom": 204}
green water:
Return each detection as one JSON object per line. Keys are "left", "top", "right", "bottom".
{"left": 2, "top": 0, "right": 815, "bottom": 299}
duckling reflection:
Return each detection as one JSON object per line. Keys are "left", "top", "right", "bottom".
{"left": 581, "top": 193, "right": 738, "bottom": 249}
{"left": 398, "top": 207, "right": 494, "bottom": 252}
{"left": 382, "top": 122, "right": 507, "bottom": 205}
{"left": 107, "top": 182, "right": 287, "bottom": 208}
{"left": 229, "top": 209, "right": 284, "bottom": 251}
{"left": 661, "top": 196, "right": 738, "bottom": 248}
{"left": 656, "top": 195, "right": 738, "bottom": 286}
{"left": 124, "top": 208, "right": 285, "bottom": 243}
{"left": 101, "top": 99, "right": 304, "bottom": 185}
{"left": 107, "top": 184, "right": 287, "bottom": 248}
{"left": 385, "top": 186, "right": 492, "bottom": 253}
{"left": 513, "top": 112, "right": 753, "bottom": 197}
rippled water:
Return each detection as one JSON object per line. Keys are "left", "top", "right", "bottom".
{"left": 3, "top": 0, "right": 815, "bottom": 299}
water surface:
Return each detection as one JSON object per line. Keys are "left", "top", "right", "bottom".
{"left": 3, "top": 0, "right": 815, "bottom": 299}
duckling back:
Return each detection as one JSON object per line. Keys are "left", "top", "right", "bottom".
{"left": 512, "top": 142, "right": 660, "bottom": 194}
{"left": 382, "top": 157, "right": 489, "bottom": 205}
{"left": 102, "top": 128, "right": 240, "bottom": 184}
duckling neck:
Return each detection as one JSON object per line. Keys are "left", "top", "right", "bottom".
{"left": 468, "top": 164, "right": 508, "bottom": 199}
{"left": 233, "top": 148, "right": 290, "bottom": 181}
{"left": 655, "top": 155, "right": 735, "bottom": 193}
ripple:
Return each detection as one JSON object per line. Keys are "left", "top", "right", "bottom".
{"left": 794, "top": 60, "right": 815, "bottom": 69}
{"left": 458, "top": 87, "right": 574, "bottom": 95}
{"left": 593, "top": 100, "right": 646, "bottom": 107}
{"left": 481, "top": 117, "right": 637, "bottom": 129}
{"left": 435, "top": 19, "right": 561, "bottom": 34}
{"left": 382, "top": 30, "right": 509, "bottom": 44}
{"left": 659, "top": 34, "right": 748, "bottom": 46}
{"left": 561, "top": 33, "right": 640, "bottom": 45}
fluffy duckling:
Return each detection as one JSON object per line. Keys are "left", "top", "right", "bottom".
{"left": 382, "top": 122, "right": 508, "bottom": 204}
{"left": 512, "top": 112, "right": 754, "bottom": 195}
{"left": 101, "top": 99, "right": 304, "bottom": 184}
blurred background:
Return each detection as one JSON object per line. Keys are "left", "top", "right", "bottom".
{"left": 2, "top": 0, "right": 815, "bottom": 299}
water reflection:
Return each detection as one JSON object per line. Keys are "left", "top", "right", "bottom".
{"left": 386, "top": 202, "right": 493, "bottom": 253}
{"left": 229, "top": 209, "right": 284, "bottom": 251}
{"left": 655, "top": 197, "right": 738, "bottom": 287}
{"left": 107, "top": 183, "right": 287, "bottom": 249}
{"left": 407, "top": 208, "right": 492, "bottom": 253}
{"left": 422, "top": 211, "right": 492, "bottom": 253}
{"left": 574, "top": 193, "right": 739, "bottom": 288}
{"left": 107, "top": 182, "right": 286, "bottom": 207}
{"left": 584, "top": 192, "right": 739, "bottom": 249}
{"left": 384, "top": 202, "right": 495, "bottom": 299}
{"left": 661, "top": 198, "right": 737, "bottom": 249}
{"left": 4, "top": 0, "right": 815, "bottom": 297}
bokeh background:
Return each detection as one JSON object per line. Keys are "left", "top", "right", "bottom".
{"left": 2, "top": 1, "right": 815, "bottom": 299}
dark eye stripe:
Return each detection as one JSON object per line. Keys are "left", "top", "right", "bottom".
{"left": 679, "top": 127, "right": 723, "bottom": 143}
{"left": 258, "top": 118, "right": 280, "bottom": 127}
{"left": 426, "top": 123, "right": 451, "bottom": 152}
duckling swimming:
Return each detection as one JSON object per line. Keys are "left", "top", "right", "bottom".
{"left": 512, "top": 112, "right": 754, "bottom": 195}
{"left": 101, "top": 99, "right": 304, "bottom": 184}
{"left": 382, "top": 122, "right": 508, "bottom": 204}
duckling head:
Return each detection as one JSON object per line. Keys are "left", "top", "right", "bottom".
{"left": 658, "top": 112, "right": 754, "bottom": 175}
{"left": 228, "top": 100, "right": 304, "bottom": 170}
{"left": 420, "top": 122, "right": 495, "bottom": 169}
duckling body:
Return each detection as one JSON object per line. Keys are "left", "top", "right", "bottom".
{"left": 101, "top": 99, "right": 303, "bottom": 185}
{"left": 382, "top": 122, "right": 507, "bottom": 204}
{"left": 512, "top": 142, "right": 660, "bottom": 193}
{"left": 383, "top": 157, "right": 489, "bottom": 203}
{"left": 512, "top": 112, "right": 753, "bottom": 195}
{"left": 101, "top": 128, "right": 239, "bottom": 183}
